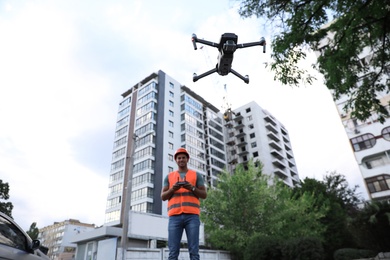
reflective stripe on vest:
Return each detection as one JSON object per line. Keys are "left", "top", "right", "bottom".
{"left": 167, "top": 170, "right": 200, "bottom": 216}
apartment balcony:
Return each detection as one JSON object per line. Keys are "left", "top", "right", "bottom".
{"left": 287, "top": 160, "right": 295, "bottom": 168}
{"left": 286, "top": 150, "right": 293, "bottom": 160}
{"left": 269, "top": 140, "right": 282, "bottom": 151}
{"left": 292, "top": 178, "right": 300, "bottom": 186}
{"left": 234, "top": 114, "right": 243, "bottom": 121}
{"left": 370, "top": 189, "right": 390, "bottom": 200}
{"left": 265, "top": 122, "right": 278, "bottom": 134}
{"left": 274, "top": 168, "right": 288, "bottom": 180}
{"left": 290, "top": 167, "right": 298, "bottom": 177}
{"left": 284, "top": 142, "right": 292, "bottom": 151}
{"left": 271, "top": 149, "right": 284, "bottom": 160}
{"left": 234, "top": 122, "right": 244, "bottom": 129}
{"left": 236, "top": 131, "right": 246, "bottom": 138}
{"left": 361, "top": 164, "right": 390, "bottom": 179}
{"left": 267, "top": 131, "right": 280, "bottom": 142}
{"left": 226, "top": 139, "right": 236, "bottom": 146}
{"left": 238, "top": 150, "right": 249, "bottom": 156}
{"left": 237, "top": 140, "right": 247, "bottom": 147}
{"left": 229, "top": 157, "right": 238, "bottom": 164}
{"left": 225, "top": 121, "right": 233, "bottom": 128}
{"left": 264, "top": 113, "right": 276, "bottom": 123}
{"left": 272, "top": 158, "right": 286, "bottom": 168}
{"left": 281, "top": 127, "right": 288, "bottom": 136}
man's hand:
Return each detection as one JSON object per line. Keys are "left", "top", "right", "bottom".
{"left": 172, "top": 182, "right": 182, "bottom": 191}
{"left": 182, "top": 182, "right": 193, "bottom": 191}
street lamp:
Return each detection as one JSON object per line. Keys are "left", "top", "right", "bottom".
{"left": 120, "top": 133, "right": 138, "bottom": 260}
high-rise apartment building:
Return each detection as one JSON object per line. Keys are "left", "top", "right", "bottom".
{"left": 38, "top": 219, "right": 95, "bottom": 260}
{"left": 334, "top": 89, "right": 390, "bottom": 201}
{"left": 104, "top": 70, "right": 300, "bottom": 227}
{"left": 104, "top": 71, "right": 227, "bottom": 226}
{"left": 226, "top": 101, "right": 300, "bottom": 187}
{"left": 317, "top": 26, "right": 390, "bottom": 201}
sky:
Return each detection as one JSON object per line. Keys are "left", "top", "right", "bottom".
{"left": 0, "top": 0, "right": 368, "bottom": 231}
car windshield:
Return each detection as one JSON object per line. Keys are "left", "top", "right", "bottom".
{"left": 0, "top": 215, "right": 28, "bottom": 251}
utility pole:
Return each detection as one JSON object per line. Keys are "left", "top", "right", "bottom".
{"left": 120, "top": 133, "right": 138, "bottom": 260}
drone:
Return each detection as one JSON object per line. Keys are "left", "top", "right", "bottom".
{"left": 191, "top": 32, "right": 266, "bottom": 84}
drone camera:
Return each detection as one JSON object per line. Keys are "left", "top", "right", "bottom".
{"left": 223, "top": 40, "right": 237, "bottom": 53}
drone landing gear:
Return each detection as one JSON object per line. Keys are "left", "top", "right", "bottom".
{"left": 230, "top": 69, "right": 249, "bottom": 84}
{"left": 193, "top": 68, "right": 217, "bottom": 82}
{"left": 193, "top": 66, "right": 249, "bottom": 84}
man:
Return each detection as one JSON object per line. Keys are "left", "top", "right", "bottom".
{"left": 161, "top": 147, "right": 207, "bottom": 260}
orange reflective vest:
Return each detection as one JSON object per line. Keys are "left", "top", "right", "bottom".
{"left": 167, "top": 170, "right": 200, "bottom": 216}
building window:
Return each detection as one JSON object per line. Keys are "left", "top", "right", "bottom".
{"left": 119, "top": 97, "right": 131, "bottom": 109}
{"left": 251, "top": 142, "right": 257, "bottom": 148}
{"left": 351, "top": 134, "right": 376, "bottom": 151}
{"left": 169, "top": 91, "right": 174, "bottom": 97}
{"left": 366, "top": 174, "right": 390, "bottom": 193}
{"left": 169, "top": 82, "right": 174, "bottom": 88}
{"left": 168, "top": 154, "right": 173, "bottom": 161}
{"left": 168, "top": 166, "right": 173, "bottom": 172}
{"left": 253, "top": 152, "right": 259, "bottom": 157}
{"left": 169, "top": 100, "right": 174, "bottom": 107}
{"left": 169, "top": 110, "right": 174, "bottom": 116}
{"left": 169, "top": 142, "right": 173, "bottom": 149}
{"left": 249, "top": 124, "right": 254, "bottom": 129}
{"left": 111, "top": 159, "right": 125, "bottom": 171}
{"left": 382, "top": 127, "right": 390, "bottom": 141}
{"left": 169, "top": 120, "right": 174, "bottom": 127}
{"left": 246, "top": 108, "right": 251, "bottom": 113}
{"left": 169, "top": 131, "right": 174, "bottom": 138}
{"left": 247, "top": 115, "right": 253, "bottom": 121}
{"left": 250, "top": 133, "right": 256, "bottom": 139}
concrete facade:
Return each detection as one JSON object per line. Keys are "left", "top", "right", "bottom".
{"left": 38, "top": 219, "right": 95, "bottom": 259}
{"left": 316, "top": 26, "right": 390, "bottom": 201}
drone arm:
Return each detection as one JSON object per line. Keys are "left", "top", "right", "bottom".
{"left": 236, "top": 37, "right": 266, "bottom": 53}
{"left": 193, "top": 68, "right": 217, "bottom": 82}
{"left": 230, "top": 68, "right": 249, "bottom": 84}
{"left": 192, "top": 33, "right": 219, "bottom": 50}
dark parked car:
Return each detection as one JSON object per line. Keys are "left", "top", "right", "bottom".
{"left": 0, "top": 212, "right": 49, "bottom": 259}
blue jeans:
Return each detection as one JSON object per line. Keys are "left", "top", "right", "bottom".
{"left": 168, "top": 214, "right": 200, "bottom": 260}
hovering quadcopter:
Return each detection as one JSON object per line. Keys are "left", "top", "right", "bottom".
{"left": 191, "top": 32, "right": 266, "bottom": 84}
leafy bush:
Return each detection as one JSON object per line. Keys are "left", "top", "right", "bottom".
{"left": 244, "top": 236, "right": 325, "bottom": 260}
{"left": 334, "top": 248, "right": 378, "bottom": 260}
{"left": 282, "top": 237, "right": 325, "bottom": 260}
{"left": 244, "top": 235, "right": 283, "bottom": 260}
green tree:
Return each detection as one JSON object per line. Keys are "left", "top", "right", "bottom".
{"left": 292, "top": 172, "right": 361, "bottom": 260}
{"left": 322, "top": 172, "right": 361, "bottom": 212}
{"left": 201, "top": 161, "right": 327, "bottom": 258}
{"left": 0, "top": 179, "right": 13, "bottom": 217}
{"left": 350, "top": 200, "right": 390, "bottom": 252}
{"left": 26, "top": 222, "right": 40, "bottom": 240}
{"left": 237, "top": 0, "right": 390, "bottom": 122}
